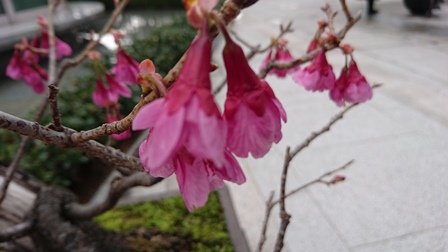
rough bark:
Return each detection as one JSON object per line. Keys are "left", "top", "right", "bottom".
{"left": 30, "top": 186, "right": 129, "bottom": 252}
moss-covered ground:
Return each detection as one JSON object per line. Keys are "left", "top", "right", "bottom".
{"left": 95, "top": 192, "right": 233, "bottom": 251}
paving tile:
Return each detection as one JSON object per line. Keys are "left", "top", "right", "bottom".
{"left": 290, "top": 134, "right": 448, "bottom": 246}
{"left": 354, "top": 226, "right": 448, "bottom": 252}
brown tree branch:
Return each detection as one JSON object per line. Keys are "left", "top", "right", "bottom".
{"left": 0, "top": 221, "right": 33, "bottom": 242}
{"left": 0, "top": 111, "right": 144, "bottom": 172}
{"left": 65, "top": 172, "right": 162, "bottom": 219}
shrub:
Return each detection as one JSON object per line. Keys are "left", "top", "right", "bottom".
{"left": 0, "top": 15, "right": 195, "bottom": 187}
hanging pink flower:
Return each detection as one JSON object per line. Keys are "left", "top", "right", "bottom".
{"left": 292, "top": 47, "right": 335, "bottom": 92}
{"left": 330, "top": 67, "right": 349, "bottom": 107}
{"left": 221, "top": 24, "right": 287, "bottom": 158}
{"left": 6, "top": 50, "right": 23, "bottom": 80}
{"left": 137, "top": 146, "right": 245, "bottom": 211}
{"left": 105, "top": 72, "right": 132, "bottom": 99}
{"left": 132, "top": 20, "right": 227, "bottom": 170}
{"left": 259, "top": 39, "right": 299, "bottom": 78}
{"left": 111, "top": 47, "right": 139, "bottom": 85}
{"left": 330, "top": 60, "right": 372, "bottom": 106}
{"left": 92, "top": 77, "right": 117, "bottom": 107}
{"left": 37, "top": 16, "right": 72, "bottom": 59}
{"left": 6, "top": 48, "right": 47, "bottom": 94}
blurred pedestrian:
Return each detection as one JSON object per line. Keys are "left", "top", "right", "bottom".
{"left": 367, "top": 0, "right": 378, "bottom": 15}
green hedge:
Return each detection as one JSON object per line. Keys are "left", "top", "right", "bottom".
{"left": 0, "top": 15, "right": 195, "bottom": 187}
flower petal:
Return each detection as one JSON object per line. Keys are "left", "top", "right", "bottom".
{"left": 132, "top": 98, "right": 165, "bottom": 130}
{"left": 143, "top": 107, "right": 185, "bottom": 169}
{"left": 175, "top": 158, "right": 211, "bottom": 212}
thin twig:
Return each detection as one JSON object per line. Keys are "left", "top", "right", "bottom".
{"left": 212, "top": 22, "right": 293, "bottom": 95}
{"left": 51, "top": 0, "right": 131, "bottom": 86}
{"left": 0, "top": 93, "right": 49, "bottom": 205}
{"left": 0, "top": 137, "right": 30, "bottom": 204}
{"left": 46, "top": 0, "right": 63, "bottom": 131}
{"left": 322, "top": 4, "right": 337, "bottom": 35}
{"left": 0, "top": 221, "right": 33, "bottom": 242}
{"left": 339, "top": 0, "right": 354, "bottom": 21}
{"left": 273, "top": 147, "right": 292, "bottom": 252}
{"left": 290, "top": 103, "right": 358, "bottom": 157}
{"left": 274, "top": 160, "right": 354, "bottom": 205}
{"left": 256, "top": 191, "right": 275, "bottom": 252}
{"left": 259, "top": 9, "right": 361, "bottom": 79}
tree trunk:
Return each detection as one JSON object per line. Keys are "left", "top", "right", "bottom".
{"left": 29, "top": 186, "right": 130, "bottom": 252}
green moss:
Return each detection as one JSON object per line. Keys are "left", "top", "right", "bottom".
{"left": 95, "top": 192, "right": 233, "bottom": 251}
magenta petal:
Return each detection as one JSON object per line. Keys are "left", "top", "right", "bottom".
{"left": 139, "top": 138, "right": 176, "bottom": 178}
{"left": 55, "top": 37, "right": 72, "bottom": 59}
{"left": 175, "top": 158, "right": 211, "bottom": 212}
{"left": 143, "top": 108, "right": 185, "bottom": 169}
{"left": 6, "top": 51, "right": 22, "bottom": 80}
{"left": 21, "top": 64, "right": 46, "bottom": 94}
{"left": 92, "top": 78, "right": 111, "bottom": 107}
{"left": 106, "top": 73, "right": 131, "bottom": 98}
{"left": 226, "top": 103, "right": 281, "bottom": 158}
{"left": 132, "top": 99, "right": 165, "bottom": 131}
{"left": 292, "top": 69, "right": 320, "bottom": 91}
{"left": 184, "top": 96, "right": 226, "bottom": 166}
{"left": 214, "top": 150, "right": 246, "bottom": 184}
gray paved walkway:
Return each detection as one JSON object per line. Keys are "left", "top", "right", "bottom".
{"left": 213, "top": 0, "right": 448, "bottom": 251}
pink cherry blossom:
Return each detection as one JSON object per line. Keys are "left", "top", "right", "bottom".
{"left": 6, "top": 50, "right": 22, "bottom": 80}
{"left": 105, "top": 73, "right": 132, "bottom": 99}
{"left": 221, "top": 25, "right": 287, "bottom": 158}
{"left": 38, "top": 16, "right": 72, "bottom": 59}
{"left": 132, "top": 20, "right": 227, "bottom": 170}
{"left": 260, "top": 39, "right": 299, "bottom": 78}
{"left": 92, "top": 77, "right": 117, "bottom": 107}
{"left": 111, "top": 48, "right": 139, "bottom": 85}
{"left": 20, "top": 63, "right": 46, "bottom": 94}
{"left": 292, "top": 47, "right": 335, "bottom": 92}
{"left": 330, "top": 60, "right": 373, "bottom": 106}
{"left": 6, "top": 48, "right": 46, "bottom": 94}
{"left": 138, "top": 146, "right": 245, "bottom": 211}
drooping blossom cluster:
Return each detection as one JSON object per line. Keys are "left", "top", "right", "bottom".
{"left": 260, "top": 38, "right": 299, "bottom": 78}
{"left": 5, "top": 16, "right": 72, "bottom": 93}
{"left": 260, "top": 20, "right": 373, "bottom": 106}
{"left": 89, "top": 49, "right": 132, "bottom": 141}
{"left": 87, "top": 31, "right": 142, "bottom": 141}
{"left": 111, "top": 30, "right": 140, "bottom": 86}
{"left": 132, "top": 1, "right": 287, "bottom": 211}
